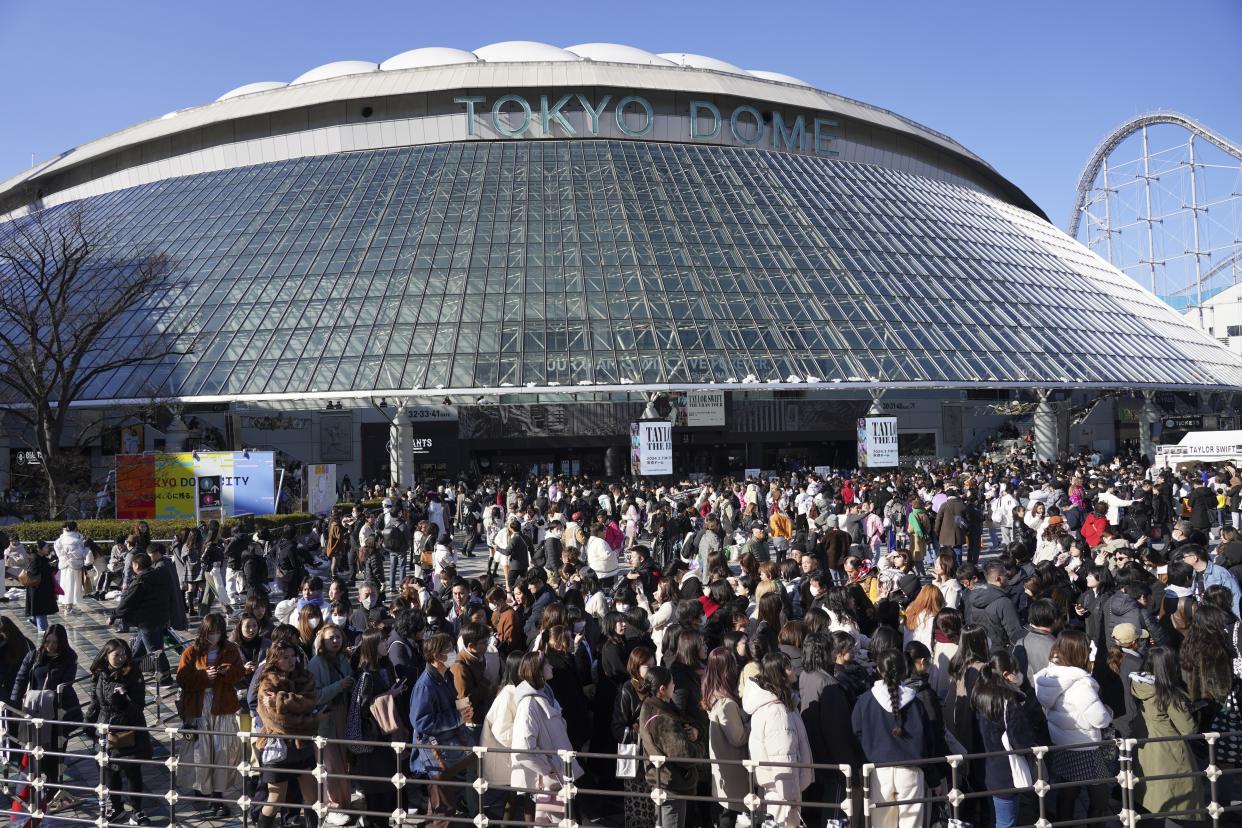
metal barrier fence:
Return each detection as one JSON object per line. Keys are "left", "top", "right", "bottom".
{"left": 0, "top": 701, "right": 1235, "bottom": 828}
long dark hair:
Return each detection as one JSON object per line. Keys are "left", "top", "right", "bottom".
{"left": 700, "top": 646, "right": 741, "bottom": 710}
{"left": 970, "top": 651, "right": 1022, "bottom": 722}
{"left": 193, "top": 612, "right": 228, "bottom": 654}
{"left": 801, "top": 631, "right": 833, "bottom": 675}
{"left": 89, "top": 638, "right": 134, "bottom": 677}
{"left": 36, "top": 624, "right": 70, "bottom": 665}
{"left": 0, "top": 616, "right": 32, "bottom": 666}
{"left": 754, "top": 652, "right": 796, "bottom": 710}
{"left": 639, "top": 665, "right": 674, "bottom": 701}
{"left": 353, "top": 628, "right": 385, "bottom": 673}
{"left": 949, "top": 624, "right": 989, "bottom": 682}
{"left": 1148, "top": 645, "right": 1190, "bottom": 713}
{"left": 876, "top": 648, "right": 908, "bottom": 737}
{"left": 1180, "top": 604, "right": 1234, "bottom": 702}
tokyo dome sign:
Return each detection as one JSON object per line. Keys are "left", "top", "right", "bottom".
{"left": 454, "top": 93, "right": 839, "bottom": 156}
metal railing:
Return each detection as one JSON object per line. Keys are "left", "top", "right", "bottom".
{"left": 0, "top": 701, "right": 1234, "bottom": 828}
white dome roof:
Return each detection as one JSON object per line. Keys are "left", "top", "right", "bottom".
{"left": 290, "top": 60, "right": 379, "bottom": 86}
{"left": 216, "top": 81, "right": 289, "bottom": 102}
{"left": 565, "top": 43, "right": 675, "bottom": 66}
{"left": 380, "top": 47, "right": 478, "bottom": 71}
{"left": 472, "top": 41, "right": 582, "bottom": 62}
{"left": 745, "top": 69, "right": 812, "bottom": 88}
{"left": 658, "top": 52, "right": 747, "bottom": 75}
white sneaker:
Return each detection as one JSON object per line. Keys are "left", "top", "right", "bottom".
{"left": 325, "top": 811, "right": 352, "bottom": 826}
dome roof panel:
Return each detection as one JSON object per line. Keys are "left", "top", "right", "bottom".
{"left": 564, "top": 43, "right": 675, "bottom": 66}
{"left": 380, "top": 47, "right": 479, "bottom": 71}
{"left": 657, "top": 52, "right": 747, "bottom": 75}
{"left": 746, "top": 69, "right": 813, "bottom": 87}
{"left": 215, "top": 81, "right": 288, "bottom": 102}
{"left": 472, "top": 41, "right": 582, "bottom": 62}
{"left": 290, "top": 60, "right": 379, "bottom": 86}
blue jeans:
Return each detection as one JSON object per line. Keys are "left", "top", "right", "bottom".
{"left": 130, "top": 624, "right": 171, "bottom": 675}
{"left": 993, "top": 795, "right": 1017, "bottom": 828}
{"left": 33, "top": 615, "right": 48, "bottom": 632}
{"left": 387, "top": 552, "right": 406, "bottom": 595}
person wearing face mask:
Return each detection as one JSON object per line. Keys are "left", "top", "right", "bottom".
{"left": 326, "top": 601, "right": 359, "bottom": 645}
{"left": 486, "top": 587, "right": 525, "bottom": 657}
{"left": 409, "top": 633, "right": 472, "bottom": 824}
{"left": 351, "top": 582, "right": 380, "bottom": 630}
{"left": 176, "top": 613, "right": 246, "bottom": 816}
{"left": 294, "top": 603, "right": 324, "bottom": 659}
{"left": 308, "top": 623, "right": 355, "bottom": 824}
{"left": 510, "top": 651, "right": 585, "bottom": 825}
{"left": 86, "top": 639, "right": 152, "bottom": 824}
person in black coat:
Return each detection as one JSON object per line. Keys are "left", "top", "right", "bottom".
{"left": 542, "top": 626, "right": 592, "bottom": 749}
{"left": 800, "top": 633, "right": 863, "bottom": 827}
{"left": 11, "top": 625, "right": 80, "bottom": 803}
{"left": 149, "top": 544, "right": 188, "bottom": 632}
{"left": 85, "top": 639, "right": 152, "bottom": 823}
{"left": 113, "top": 552, "right": 174, "bottom": 681}
{"left": 23, "top": 542, "right": 58, "bottom": 628}
{"left": 0, "top": 617, "right": 34, "bottom": 704}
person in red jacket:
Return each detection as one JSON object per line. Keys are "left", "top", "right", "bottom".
{"left": 1081, "top": 504, "right": 1109, "bottom": 549}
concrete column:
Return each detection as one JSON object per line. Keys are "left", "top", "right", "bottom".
{"left": 1139, "top": 390, "right": 1158, "bottom": 463}
{"left": 1034, "top": 391, "right": 1058, "bottom": 464}
{"left": 389, "top": 403, "right": 413, "bottom": 490}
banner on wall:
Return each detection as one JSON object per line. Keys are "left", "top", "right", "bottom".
{"left": 116, "top": 452, "right": 276, "bottom": 520}
{"left": 675, "top": 390, "right": 726, "bottom": 428}
{"left": 630, "top": 421, "right": 673, "bottom": 477}
{"left": 857, "top": 417, "right": 899, "bottom": 468}
{"left": 306, "top": 464, "right": 337, "bottom": 516}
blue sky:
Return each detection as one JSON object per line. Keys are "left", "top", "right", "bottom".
{"left": 1, "top": 0, "right": 1239, "bottom": 227}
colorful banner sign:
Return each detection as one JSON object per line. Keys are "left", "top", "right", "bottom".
{"left": 857, "top": 417, "right": 899, "bottom": 468}
{"left": 630, "top": 421, "right": 673, "bottom": 477}
{"left": 115, "top": 451, "right": 276, "bottom": 520}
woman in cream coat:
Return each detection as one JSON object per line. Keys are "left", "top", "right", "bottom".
{"left": 703, "top": 648, "right": 749, "bottom": 828}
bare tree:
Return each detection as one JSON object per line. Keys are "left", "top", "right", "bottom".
{"left": 0, "top": 204, "right": 188, "bottom": 518}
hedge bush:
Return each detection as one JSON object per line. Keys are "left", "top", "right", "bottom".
{"left": 335, "top": 499, "right": 386, "bottom": 510}
{"left": 5, "top": 513, "right": 319, "bottom": 543}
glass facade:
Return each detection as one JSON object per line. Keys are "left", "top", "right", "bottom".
{"left": 9, "top": 139, "right": 1242, "bottom": 401}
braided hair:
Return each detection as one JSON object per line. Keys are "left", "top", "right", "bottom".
{"left": 876, "top": 648, "right": 908, "bottom": 738}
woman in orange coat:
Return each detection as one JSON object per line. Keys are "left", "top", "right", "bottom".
{"left": 176, "top": 612, "right": 247, "bottom": 815}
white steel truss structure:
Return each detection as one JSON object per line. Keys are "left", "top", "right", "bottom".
{"left": 1069, "top": 112, "right": 1242, "bottom": 322}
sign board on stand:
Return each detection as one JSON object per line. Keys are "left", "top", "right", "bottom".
{"left": 306, "top": 464, "right": 338, "bottom": 516}
{"left": 857, "top": 417, "right": 899, "bottom": 468}
{"left": 630, "top": 422, "right": 674, "bottom": 476}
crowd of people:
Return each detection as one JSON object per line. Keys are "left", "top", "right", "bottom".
{"left": 1, "top": 451, "right": 1241, "bottom": 828}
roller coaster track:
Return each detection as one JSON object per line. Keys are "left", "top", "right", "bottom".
{"left": 1067, "top": 111, "right": 1242, "bottom": 237}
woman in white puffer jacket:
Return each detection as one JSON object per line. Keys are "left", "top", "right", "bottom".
{"left": 1033, "top": 630, "right": 1113, "bottom": 823}
{"left": 742, "top": 651, "right": 814, "bottom": 828}
{"left": 53, "top": 522, "right": 87, "bottom": 613}
{"left": 480, "top": 652, "right": 523, "bottom": 817}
